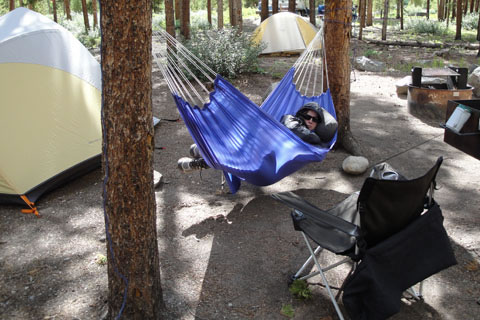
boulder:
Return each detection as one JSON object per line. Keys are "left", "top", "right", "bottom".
{"left": 354, "top": 56, "right": 385, "bottom": 72}
{"left": 395, "top": 76, "right": 411, "bottom": 95}
{"left": 468, "top": 67, "right": 480, "bottom": 97}
{"left": 342, "top": 156, "right": 369, "bottom": 175}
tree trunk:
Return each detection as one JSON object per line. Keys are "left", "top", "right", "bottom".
{"left": 9, "top": 0, "right": 14, "bottom": 11}
{"left": 217, "top": 0, "right": 223, "bottom": 29}
{"left": 181, "top": 0, "right": 190, "bottom": 38}
{"left": 99, "top": 0, "right": 164, "bottom": 319}
{"left": 92, "top": 0, "right": 98, "bottom": 29}
{"left": 234, "top": 0, "right": 243, "bottom": 30}
{"left": 396, "top": 0, "right": 400, "bottom": 18}
{"left": 359, "top": 0, "right": 365, "bottom": 40}
{"left": 382, "top": 0, "right": 389, "bottom": 40}
{"left": 325, "top": 0, "right": 362, "bottom": 155}
{"left": 464, "top": 0, "right": 468, "bottom": 14}
{"left": 272, "top": 0, "right": 278, "bottom": 14}
{"left": 477, "top": 8, "right": 480, "bottom": 56}
{"left": 366, "top": 0, "right": 373, "bottom": 25}
{"left": 229, "top": 0, "right": 234, "bottom": 25}
{"left": 261, "top": 0, "right": 269, "bottom": 21}
{"left": 64, "top": 0, "right": 72, "bottom": 20}
{"left": 53, "top": 0, "right": 58, "bottom": 22}
{"left": 400, "top": 0, "right": 404, "bottom": 29}
{"left": 81, "top": 0, "right": 90, "bottom": 32}
{"left": 175, "top": 0, "right": 182, "bottom": 20}
{"left": 470, "top": 0, "right": 474, "bottom": 12}
{"left": 207, "top": 0, "right": 212, "bottom": 25}
{"left": 309, "top": 0, "right": 315, "bottom": 25}
{"left": 165, "top": 0, "right": 175, "bottom": 37}
{"left": 475, "top": 0, "right": 479, "bottom": 12}
{"left": 438, "top": 0, "right": 444, "bottom": 20}
{"left": 288, "top": 0, "right": 295, "bottom": 13}
{"left": 456, "top": 0, "right": 462, "bottom": 40}
{"left": 361, "top": 0, "right": 366, "bottom": 27}
{"left": 427, "top": 0, "right": 430, "bottom": 19}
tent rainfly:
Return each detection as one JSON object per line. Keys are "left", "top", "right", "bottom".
{"left": 252, "top": 12, "right": 317, "bottom": 54}
{"left": 0, "top": 8, "right": 102, "bottom": 212}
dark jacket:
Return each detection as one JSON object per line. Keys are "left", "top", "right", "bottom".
{"left": 281, "top": 102, "right": 338, "bottom": 147}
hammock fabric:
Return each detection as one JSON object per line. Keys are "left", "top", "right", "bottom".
{"left": 173, "top": 67, "right": 336, "bottom": 194}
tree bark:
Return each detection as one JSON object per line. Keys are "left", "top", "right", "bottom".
{"left": 400, "top": 0, "right": 404, "bottom": 29}
{"left": 9, "top": 0, "right": 14, "bottom": 11}
{"left": 382, "top": 0, "right": 389, "bottom": 40}
{"left": 396, "top": 0, "right": 400, "bottom": 18}
{"left": 64, "top": 0, "right": 72, "bottom": 20}
{"left": 288, "top": 0, "right": 295, "bottom": 13}
{"left": 53, "top": 0, "right": 58, "bottom": 22}
{"left": 165, "top": 0, "right": 175, "bottom": 37}
{"left": 272, "top": 0, "right": 278, "bottom": 14}
{"left": 359, "top": 0, "right": 365, "bottom": 40}
{"left": 261, "top": 0, "right": 269, "bottom": 21}
{"left": 325, "top": 0, "right": 362, "bottom": 155}
{"left": 92, "top": 0, "right": 98, "bottom": 29}
{"left": 99, "top": 0, "right": 164, "bottom": 318}
{"left": 427, "top": 0, "right": 430, "bottom": 19}
{"left": 438, "top": 0, "right": 444, "bottom": 20}
{"left": 207, "top": 0, "right": 212, "bottom": 25}
{"left": 217, "top": 0, "right": 224, "bottom": 29}
{"left": 175, "top": 0, "right": 182, "bottom": 20}
{"left": 456, "top": 0, "right": 462, "bottom": 40}
{"left": 367, "top": 0, "right": 373, "bottom": 25}
{"left": 180, "top": 0, "right": 190, "bottom": 38}
{"left": 309, "top": 0, "right": 315, "bottom": 25}
{"left": 234, "top": 0, "right": 243, "bottom": 30}
{"left": 81, "top": 0, "right": 90, "bottom": 32}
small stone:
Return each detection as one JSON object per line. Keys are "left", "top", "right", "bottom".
{"left": 342, "top": 156, "right": 369, "bottom": 175}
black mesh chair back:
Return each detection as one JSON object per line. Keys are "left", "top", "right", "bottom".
{"left": 358, "top": 157, "right": 443, "bottom": 248}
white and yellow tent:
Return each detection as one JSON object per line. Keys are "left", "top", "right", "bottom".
{"left": 252, "top": 12, "right": 317, "bottom": 54}
{"left": 0, "top": 8, "right": 102, "bottom": 210}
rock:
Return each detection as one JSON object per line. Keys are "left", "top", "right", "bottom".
{"left": 342, "top": 156, "right": 369, "bottom": 175}
{"left": 468, "top": 67, "right": 480, "bottom": 97}
{"left": 468, "top": 64, "right": 479, "bottom": 74}
{"left": 395, "top": 76, "right": 411, "bottom": 95}
{"left": 153, "top": 170, "right": 163, "bottom": 188}
{"left": 354, "top": 56, "right": 385, "bottom": 72}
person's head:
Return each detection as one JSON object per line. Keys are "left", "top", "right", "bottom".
{"left": 296, "top": 103, "right": 321, "bottom": 131}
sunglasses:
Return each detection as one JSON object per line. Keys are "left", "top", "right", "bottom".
{"left": 301, "top": 114, "right": 319, "bottom": 123}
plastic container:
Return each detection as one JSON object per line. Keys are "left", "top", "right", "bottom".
{"left": 445, "top": 104, "right": 471, "bottom": 133}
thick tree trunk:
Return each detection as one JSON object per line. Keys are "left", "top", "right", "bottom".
{"left": 81, "top": 0, "right": 90, "bottom": 32}
{"left": 9, "top": 0, "right": 14, "bottom": 11}
{"left": 438, "top": 0, "right": 444, "bottom": 20}
{"left": 288, "top": 0, "right": 295, "bottom": 13}
{"left": 165, "top": 0, "right": 175, "bottom": 37}
{"left": 99, "top": 0, "right": 164, "bottom": 319}
{"left": 261, "top": 0, "right": 269, "bottom": 21}
{"left": 64, "top": 0, "right": 72, "bottom": 20}
{"left": 92, "top": 0, "right": 98, "bottom": 29}
{"left": 175, "top": 0, "right": 182, "bottom": 20}
{"left": 181, "top": 0, "right": 190, "bottom": 38}
{"left": 217, "top": 0, "right": 224, "bottom": 29}
{"left": 366, "top": 0, "right": 373, "bottom": 25}
{"left": 272, "top": 0, "right": 278, "bottom": 14}
{"left": 234, "top": 0, "right": 242, "bottom": 30}
{"left": 325, "top": 0, "right": 362, "bottom": 155}
{"left": 382, "top": 0, "right": 389, "bottom": 40}
{"left": 207, "top": 0, "right": 212, "bottom": 25}
{"left": 456, "top": 0, "right": 462, "bottom": 39}
{"left": 53, "top": 0, "right": 58, "bottom": 22}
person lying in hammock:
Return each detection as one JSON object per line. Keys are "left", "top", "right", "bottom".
{"left": 280, "top": 102, "right": 338, "bottom": 149}
{"left": 177, "top": 102, "right": 338, "bottom": 173}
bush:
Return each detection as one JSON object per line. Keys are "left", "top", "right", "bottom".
{"left": 405, "top": 18, "right": 447, "bottom": 35}
{"left": 462, "top": 12, "right": 479, "bottom": 31}
{"left": 58, "top": 12, "right": 100, "bottom": 48}
{"left": 181, "top": 27, "right": 265, "bottom": 79}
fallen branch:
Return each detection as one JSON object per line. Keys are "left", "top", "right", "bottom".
{"left": 357, "top": 38, "right": 480, "bottom": 50}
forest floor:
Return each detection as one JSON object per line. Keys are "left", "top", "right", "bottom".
{"left": 1, "top": 17, "right": 480, "bottom": 320}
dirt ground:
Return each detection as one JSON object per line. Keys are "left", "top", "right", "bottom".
{"left": 1, "top": 19, "right": 480, "bottom": 320}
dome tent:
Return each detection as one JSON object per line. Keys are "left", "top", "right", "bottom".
{"left": 0, "top": 8, "right": 102, "bottom": 209}
{"left": 252, "top": 12, "right": 317, "bottom": 54}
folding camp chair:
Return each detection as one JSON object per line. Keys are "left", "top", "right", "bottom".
{"left": 272, "top": 157, "right": 457, "bottom": 320}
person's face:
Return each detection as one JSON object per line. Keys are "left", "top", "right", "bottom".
{"left": 304, "top": 110, "right": 319, "bottom": 131}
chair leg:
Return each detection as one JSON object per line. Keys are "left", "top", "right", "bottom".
{"left": 301, "top": 232, "right": 346, "bottom": 320}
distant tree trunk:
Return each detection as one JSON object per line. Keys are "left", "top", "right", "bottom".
{"left": 382, "top": 0, "right": 389, "bottom": 40}
{"left": 396, "top": 0, "right": 400, "bottom": 18}
{"left": 476, "top": 8, "right": 480, "bottom": 56}
{"left": 456, "top": 0, "right": 462, "bottom": 39}
{"left": 470, "top": 0, "right": 474, "bottom": 12}
{"left": 9, "top": 0, "right": 14, "bottom": 11}
{"left": 309, "top": 0, "right": 315, "bottom": 25}
{"left": 361, "top": 0, "right": 366, "bottom": 27}
{"left": 207, "top": 0, "right": 212, "bottom": 25}
{"left": 52, "top": 0, "right": 58, "bottom": 22}
{"left": 64, "top": 0, "right": 72, "bottom": 20}
{"left": 272, "top": 0, "right": 278, "bottom": 14}
{"left": 217, "top": 0, "right": 223, "bottom": 29}
{"left": 165, "top": 0, "right": 175, "bottom": 37}
{"left": 81, "top": 0, "right": 90, "bottom": 32}
{"left": 232, "top": 0, "right": 242, "bottom": 30}
{"left": 359, "top": 0, "right": 364, "bottom": 39}
{"left": 92, "top": 0, "right": 98, "bottom": 29}
{"left": 427, "top": 0, "right": 430, "bottom": 19}
{"left": 229, "top": 0, "right": 234, "bottom": 24}
{"left": 464, "top": 0, "right": 468, "bottom": 14}
{"left": 400, "top": 0, "right": 404, "bottom": 29}
{"left": 181, "top": 0, "right": 190, "bottom": 38}
{"left": 175, "top": 0, "right": 181, "bottom": 20}
{"left": 99, "top": 0, "right": 164, "bottom": 319}
{"left": 447, "top": 0, "right": 452, "bottom": 27}
{"left": 438, "top": 0, "right": 445, "bottom": 20}
{"left": 289, "top": 0, "right": 295, "bottom": 12}
{"left": 367, "top": 0, "right": 373, "bottom": 25}
{"left": 325, "top": 0, "right": 361, "bottom": 155}
{"left": 261, "top": 0, "right": 269, "bottom": 21}
{"left": 475, "top": 0, "right": 479, "bottom": 12}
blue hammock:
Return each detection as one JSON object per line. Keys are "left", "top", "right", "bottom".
{"left": 173, "top": 67, "right": 336, "bottom": 194}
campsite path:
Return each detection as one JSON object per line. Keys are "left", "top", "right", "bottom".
{"left": 1, "top": 22, "right": 479, "bottom": 320}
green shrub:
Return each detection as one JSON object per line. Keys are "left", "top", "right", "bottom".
{"left": 58, "top": 12, "right": 100, "bottom": 48}
{"left": 364, "top": 48, "right": 380, "bottom": 58}
{"left": 288, "top": 279, "right": 312, "bottom": 300}
{"left": 405, "top": 18, "right": 447, "bottom": 35}
{"left": 462, "top": 12, "right": 479, "bottom": 31}
{"left": 181, "top": 27, "right": 265, "bottom": 79}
